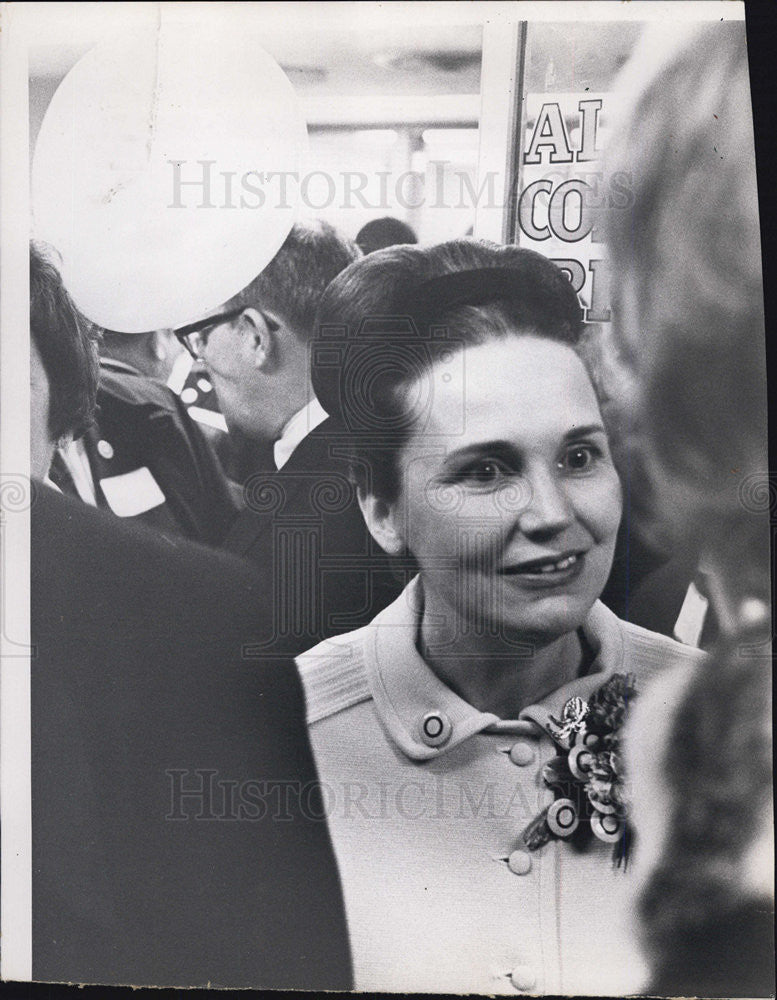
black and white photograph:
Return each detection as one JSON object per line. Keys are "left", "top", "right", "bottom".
{"left": 0, "top": 2, "right": 773, "bottom": 997}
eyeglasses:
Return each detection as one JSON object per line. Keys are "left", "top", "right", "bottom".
{"left": 173, "top": 307, "right": 244, "bottom": 360}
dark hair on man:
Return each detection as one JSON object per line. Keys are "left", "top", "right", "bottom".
{"left": 30, "top": 241, "right": 100, "bottom": 441}
{"left": 604, "top": 24, "right": 773, "bottom": 997}
{"left": 312, "top": 238, "right": 583, "bottom": 502}
{"left": 355, "top": 216, "right": 418, "bottom": 255}
{"left": 225, "top": 221, "right": 360, "bottom": 339}
{"left": 639, "top": 629, "right": 773, "bottom": 998}
{"left": 604, "top": 22, "right": 764, "bottom": 516}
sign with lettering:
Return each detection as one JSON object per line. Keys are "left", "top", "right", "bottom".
{"left": 517, "top": 93, "right": 629, "bottom": 324}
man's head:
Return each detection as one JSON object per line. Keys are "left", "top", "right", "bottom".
{"left": 604, "top": 23, "right": 762, "bottom": 514}
{"left": 30, "top": 241, "right": 100, "bottom": 478}
{"left": 355, "top": 217, "right": 418, "bottom": 255}
{"left": 178, "top": 221, "right": 360, "bottom": 442}
{"left": 603, "top": 20, "right": 765, "bottom": 618}
{"left": 99, "top": 328, "right": 183, "bottom": 383}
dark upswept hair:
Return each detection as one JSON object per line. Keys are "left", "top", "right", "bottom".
{"left": 225, "top": 220, "right": 360, "bottom": 338}
{"left": 30, "top": 241, "right": 100, "bottom": 441}
{"left": 312, "top": 238, "right": 584, "bottom": 502}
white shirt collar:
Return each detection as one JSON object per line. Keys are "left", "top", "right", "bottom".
{"left": 273, "top": 396, "right": 329, "bottom": 470}
{"left": 57, "top": 438, "right": 98, "bottom": 506}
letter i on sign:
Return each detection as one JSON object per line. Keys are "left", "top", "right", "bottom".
{"left": 524, "top": 99, "right": 604, "bottom": 165}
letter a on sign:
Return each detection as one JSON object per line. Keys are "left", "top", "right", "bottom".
{"left": 523, "top": 103, "right": 574, "bottom": 165}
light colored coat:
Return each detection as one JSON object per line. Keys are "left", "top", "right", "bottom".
{"left": 297, "top": 577, "right": 705, "bottom": 995}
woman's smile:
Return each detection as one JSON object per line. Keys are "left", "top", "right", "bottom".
{"left": 382, "top": 334, "right": 623, "bottom": 642}
{"left": 499, "top": 548, "right": 588, "bottom": 586}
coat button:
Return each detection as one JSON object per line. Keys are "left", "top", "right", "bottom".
{"left": 508, "top": 741, "right": 536, "bottom": 766}
{"left": 507, "top": 850, "right": 532, "bottom": 876}
{"left": 591, "top": 811, "right": 624, "bottom": 843}
{"left": 419, "top": 711, "right": 452, "bottom": 748}
{"left": 547, "top": 798, "right": 579, "bottom": 837}
{"left": 96, "top": 439, "right": 114, "bottom": 460}
{"left": 568, "top": 743, "right": 596, "bottom": 780}
{"left": 510, "top": 965, "right": 537, "bottom": 991}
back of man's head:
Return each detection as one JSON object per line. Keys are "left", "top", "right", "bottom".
{"left": 355, "top": 216, "right": 418, "bottom": 255}
{"left": 227, "top": 221, "right": 360, "bottom": 339}
{"left": 99, "top": 327, "right": 182, "bottom": 384}
{"left": 31, "top": 240, "right": 100, "bottom": 443}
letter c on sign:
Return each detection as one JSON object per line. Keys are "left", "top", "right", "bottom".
{"left": 517, "top": 179, "right": 552, "bottom": 241}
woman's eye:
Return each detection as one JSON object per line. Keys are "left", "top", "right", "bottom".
{"left": 560, "top": 445, "right": 599, "bottom": 471}
{"left": 461, "top": 459, "right": 509, "bottom": 484}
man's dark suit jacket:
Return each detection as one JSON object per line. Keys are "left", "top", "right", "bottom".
{"left": 222, "top": 417, "right": 404, "bottom": 658}
{"left": 51, "top": 359, "right": 238, "bottom": 546}
{"left": 30, "top": 485, "right": 351, "bottom": 989}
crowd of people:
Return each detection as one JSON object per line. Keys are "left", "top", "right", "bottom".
{"left": 25, "top": 18, "right": 772, "bottom": 998}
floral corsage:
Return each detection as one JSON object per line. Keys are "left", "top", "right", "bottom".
{"left": 520, "top": 672, "right": 637, "bottom": 867}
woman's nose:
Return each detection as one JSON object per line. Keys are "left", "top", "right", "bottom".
{"left": 517, "top": 467, "right": 574, "bottom": 537}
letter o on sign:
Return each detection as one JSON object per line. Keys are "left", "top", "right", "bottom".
{"left": 547, "top": 179, "right": 593, "bottom": 243}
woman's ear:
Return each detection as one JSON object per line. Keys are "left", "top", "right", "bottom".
{"left": 357, "top": 488, "right": 405, "bottom": 556}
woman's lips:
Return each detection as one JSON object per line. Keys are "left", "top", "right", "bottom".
{"left": 499, "top": 551, "right": 587, "bottom": 584}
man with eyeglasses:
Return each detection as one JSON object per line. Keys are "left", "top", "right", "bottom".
{"left": 27, "top": 23, "right": 354, "bottom": 992}
{"left": 175, "top": 221, "right": 402, "bottom": 655}
{"left": 174, "top": 223, "right": 351, "bottom": 459}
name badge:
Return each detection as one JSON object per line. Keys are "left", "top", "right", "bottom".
{"left": 99, "top": 467, "right": 166, "bottom": 517}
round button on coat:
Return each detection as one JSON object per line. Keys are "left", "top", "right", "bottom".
{"left": 588, "top": 793, "right": 617, "bottom": 815}
{"left": 507, "top": 850, "right": 532, "bottom": 876}
{"left": 419, "top": 711, "right": 452, "bottom": 748}
{"left": 591, "top": 811, "right": 624, "bottom": 843}
{"left": 510, "top": 965, "right": 537, "bottom": 991}
{"left": 96, "top": 439, "right": 114, "bottom": 460}
{"left": 547, "top": 797, "right": 579, "bottom": 837}
{"left": 508, "top": 741, "right": 536, "bottom": 766}
{"left": 568, "top": 743, "right": 596, "bottom": 780}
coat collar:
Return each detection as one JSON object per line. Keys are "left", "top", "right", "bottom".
{"left": 99, "top": 357, "right": 142, "bottom": 377}
{"left": 362, "top": 577, "right": 626, "bottom": 761}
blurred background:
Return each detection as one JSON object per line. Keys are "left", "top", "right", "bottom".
{"left": 30, "top": 17, "right": 641, "bottom": 244}
{"left": 27, "top": 10, "right": 645, "bottom": 456}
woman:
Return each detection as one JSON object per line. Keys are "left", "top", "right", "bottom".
{"left": 297, "top": 240, "right": 703, "bottom": 994}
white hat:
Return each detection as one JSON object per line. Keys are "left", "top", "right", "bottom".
{"left": 32, "top": 18, "right": 308, "bottom": 332}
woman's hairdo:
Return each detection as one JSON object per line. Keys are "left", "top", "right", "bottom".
{"left": 407, "top": 265, "right": 582, "bottom": 339}
{"left": 312, "top": 239, "right": 584, "bottom": 501}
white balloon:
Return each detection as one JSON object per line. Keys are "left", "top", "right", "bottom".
{"left": 32, "top": 20, "right": 308, "bottom": 332}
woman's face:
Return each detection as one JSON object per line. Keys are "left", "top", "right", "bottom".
{"left": 380, "top": 335, "right": 622, "bottom": 641}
